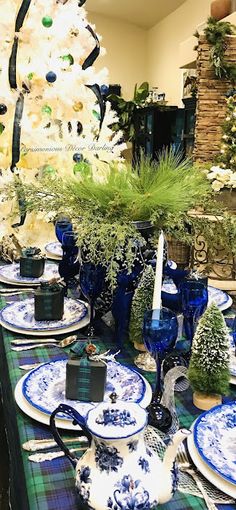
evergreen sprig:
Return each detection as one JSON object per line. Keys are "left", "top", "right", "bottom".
{"left": 188, "top": 303, "right": 230, "bottom": 395}
{"left": 204, "top": 17, "right": 236, "bottom": 83}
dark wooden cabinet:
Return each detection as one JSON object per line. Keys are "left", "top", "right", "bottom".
{"left": 182, "top": 98, "right": 196, "bottom": 158}
{"left": 133, "top": 106, "right": 184, "bottom": 162}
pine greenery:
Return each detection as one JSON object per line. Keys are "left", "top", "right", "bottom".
{"left": 129, "top": 265, "right": 155, "bottom": 345}
{"left": 203, "top": 17, "right": 236, "bottom": 82}
{"left": 188, "top": 303, "right": 230, "bottom": 396}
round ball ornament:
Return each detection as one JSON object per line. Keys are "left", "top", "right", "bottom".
{"left": 0, "top": 104, "right": 7, "bottom": 115}
{"left": 46, "top": 71, "right": 57, "bottom": 83}
{"left": 73, "top": 153, "right": 83, "bottom": 163}
{"left": 61, "top": 54, "right": 74, "bottom": 66}
{"left": 42, "top": 16, "right": 53, "bottom": 28}
{"left": 100, "top": 84, "right": 109, "bottom": 95}
{"left": 73, "top": 101, "right": 83, "bottom": 112}
{"left": 42, "top": 105, "right": 52, "bottom": 115}
{"left": 43, "top": 165, "right": 56, "bottom": 176}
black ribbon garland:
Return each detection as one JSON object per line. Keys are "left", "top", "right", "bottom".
{"left": 8, "top": 0, "right": 32, "bottom": 89}
{"left": 8, "top": 0, "right": 32, "bottom": 227}
{"left": 82, "top": 25, "right": 100, "bottom": 70}
{"left": 86, "top": 84, "right": 106, "bottom": 133}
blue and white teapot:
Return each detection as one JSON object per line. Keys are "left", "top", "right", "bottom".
{"left": 50, "top": 394, "right": 191, "bottom": 510}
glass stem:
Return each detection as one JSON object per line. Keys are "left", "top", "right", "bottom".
{"left": 153, "top": 355, "right": 163, "bottom": 402}
{"left": 88, "top": 299, "right": 95, "bottom": 338}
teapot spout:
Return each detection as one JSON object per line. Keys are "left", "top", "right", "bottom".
{"left": 163, "top": 428, "right": 192, "bottom": 472}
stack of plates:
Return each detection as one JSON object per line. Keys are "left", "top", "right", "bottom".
{"left": 14, "top": 360, "right": 152, "bottom": 430}
{"left": 0, "top": 262, "right": 59, "bottom": 286}
{"left": 187, "top": 402, "right": 236, "bottom": 498}
{"left": 45, "top": 242, "right": 63, "bottom": 260}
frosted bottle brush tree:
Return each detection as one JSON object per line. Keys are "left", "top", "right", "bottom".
{"left": 129, "top": 265, "right": 155, "bottom": 346}
{"left": 188, "top": 303, "right": 230, "bottom": 399}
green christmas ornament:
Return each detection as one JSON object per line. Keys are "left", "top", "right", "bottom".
{"left": 73, "top": 161, "right": 91, "bottom": 176}
{"left": 42, "top": 165, "right": 56, "bottom": 176}
{"left": 61, "top": 54, "right": 74, "bottom": 65}
{"left": 27, "top": 72, "right": 34, "bottom": 80}
{"left": 92, "top": 109, "right": 101, "bottom": 121}
{"left": 42, "top": 16, "right": 53, "bottom": 28}
{"left": 0, "top": 123, "right": 5, "bottom": 135}
{"left": 42, "top": 105, "right": 52, "bottom": 115}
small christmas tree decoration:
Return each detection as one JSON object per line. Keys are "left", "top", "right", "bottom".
{"left": 0, "top": 104, "right": 7, "bottom": 115}
{"left": 188, "top": 303, "right": 230, "bottom": 410}
{"left": 46, "top": 71, "right": 57, "bottom": 83}
{"left": 42, "top": 16, "right": 53, "bottom": 28}
{"left": 129, "top": 265, "right": 155, "bottom": 349}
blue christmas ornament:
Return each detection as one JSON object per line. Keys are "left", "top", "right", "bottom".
{"left": 46, "top": 71, "right": 57, "bottom": 83}
{"left": 73, "top": 153, "right": 83, "bottom": 163}
{"left": 100, "top": 84, "right": 109, "bottom": 95}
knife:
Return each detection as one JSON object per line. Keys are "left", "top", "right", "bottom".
{"left": 11, "top": 338, "right": 58, "bottom": 345}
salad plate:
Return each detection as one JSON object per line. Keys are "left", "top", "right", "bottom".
{"left": 0, "top": 298, "right": 89, "bottom": 336}
{"left": 0, "top": 262, "right": 59, "bottom": 286}
{"left": 193, "top": 402, "right": 236, "bottom": 486}
{"left": 187, "top": 431, "right": 236, "bottom": 499}
{"left": 162, "top": 282, "right": 232, "bottom": 312}
{"left": 15, "top": 360, "right": 152, "bottom": 426}
{"left": 45, "top": 241, "right": 63, "bottom": 260}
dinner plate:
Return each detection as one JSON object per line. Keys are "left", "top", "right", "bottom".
{"left": 0, "top": 262, "right": 59, "bottom": 286}
{"left": 22, "top": 359, "right": 152, "bottom": 420}
{"left": 193, "top": 402, "right": 236, "bottom": 486}
{"left": 45, "top": 241, "right": 63, "bottom": 260}
{"left": 0, "top": 298, "right": 90, "bottom": 336}
{"left": 15, "top": 362, "right": 152, "bottom": 429}
{"left": 162, "top": 282, "right": 232, "bottom": 311}
{"left": 187, "top": 430, "right": 236, "bottom": 499}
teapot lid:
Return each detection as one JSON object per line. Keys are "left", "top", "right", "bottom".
{"left": 86, "top": 393, "right": 147, "bottom": 440}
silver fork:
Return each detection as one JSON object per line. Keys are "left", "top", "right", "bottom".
{"left": 177, "top": 442, "right": 218, "bottom": 510}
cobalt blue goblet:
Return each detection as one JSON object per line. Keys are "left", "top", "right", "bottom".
{"left": 180, "top": 280, "right": 208, "bottom": 348}
{"left": 59, "top": 232, "right": 80, "bottom": 294}
{"left": 143, "top": 307, "right": 178, "bottom": 431}
{"left": 55, "top": 217, "right": 73, "bottom": 243}
{"left": 79, "top": 262, "right": 106, "bottom": 338}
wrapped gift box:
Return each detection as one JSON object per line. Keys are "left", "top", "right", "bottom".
{"left": 65, "top": 357, "right": 107, "bottom": 402}
{"left": 34, "top": 281, "right": 64, "bottom": 321}
{"left": 20, "top": 247, "right": 45, "bottom": 278}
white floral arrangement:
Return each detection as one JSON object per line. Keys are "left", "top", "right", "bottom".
{"left": 206, "top": 166, "right": 236, "bottom": 191}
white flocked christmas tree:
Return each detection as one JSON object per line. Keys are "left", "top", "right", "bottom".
{"left": 0, "top": 0, "right": 125, "bottom": 245}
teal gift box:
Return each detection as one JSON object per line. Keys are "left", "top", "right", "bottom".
{"left": 20, "top": 247, "right": 45, "bottom": 278}
{"left": 34, "top": 281, "right": 64, "bottom": 321}
{"left": 65, "top": 345, "right": 107, "bottom": 402}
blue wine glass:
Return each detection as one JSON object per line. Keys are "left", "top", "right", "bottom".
{"left": 180, "top": 280, "right": 208, "bottom": 348}
{"left": 55, "top": 217, "right": 73, "bottom": 243}
{"left": 143, "top": 307, "right": 178, "bottom": 400}
{"left": 143, "top": 307, "right": 178, "bottom": 431}
{"left": 79, "top": 262, "right": 106, "bottom": 338}
{"left": 58, "top": 232, "right": 80, "bottom": 294}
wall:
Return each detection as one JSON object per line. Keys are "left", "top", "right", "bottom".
{"left": 87, "top": 12, "right": 148, "bottom": 100}
{"left": 147, "top": 0, "right": 212, "bottom": 106}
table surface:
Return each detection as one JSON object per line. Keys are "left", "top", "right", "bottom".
{"left": 0, "top": 289, "right": 235, "bottom": 510}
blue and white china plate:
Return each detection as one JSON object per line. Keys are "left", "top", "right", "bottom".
{"left": 0, "top": 262, "right": 59, "bottom": 286}
{"left": 21, "top": 359, "right": 152, "bottom": 420}
{"left": 15, "top": 369, "right": 151, "bottom": 430}
{"left": 193, "top": 402, "right": 236, "bottom": 485}
{"left": 0, "top": 298, "right": 88, "bottom": 335}
{"left": 162, "top": 282, "right": 232, "bottom": 311}
{"left": 187, "top": 427, "right": 236, "bottom": 499}
{"left": 45, "top": 241, "right": 63, "bottom": 260}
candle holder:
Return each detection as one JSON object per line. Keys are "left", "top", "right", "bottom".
{"left": 143, "top": 307, "right": 178, "bottom": 431}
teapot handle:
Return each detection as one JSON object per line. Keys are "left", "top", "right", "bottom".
{"left": 50, "top": 403, "right": 92, "bottom": 467}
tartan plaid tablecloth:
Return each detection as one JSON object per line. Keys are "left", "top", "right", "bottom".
{"left": 0, "top": 291, "right": 235, "bottom": 510}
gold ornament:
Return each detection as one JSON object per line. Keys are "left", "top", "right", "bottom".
{"left": 232, "top": 125, "right": 236, "bottom": 132}
{"left": 73, "top": 101, "right": 83, "bottom": 112}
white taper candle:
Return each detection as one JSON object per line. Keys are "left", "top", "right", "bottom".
{"left": 152, "top": 231, "right": 164, "bottom": 317}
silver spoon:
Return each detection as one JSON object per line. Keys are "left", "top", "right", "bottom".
{"left": 11, "top": 335, "right": 77, "bottom": 351}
